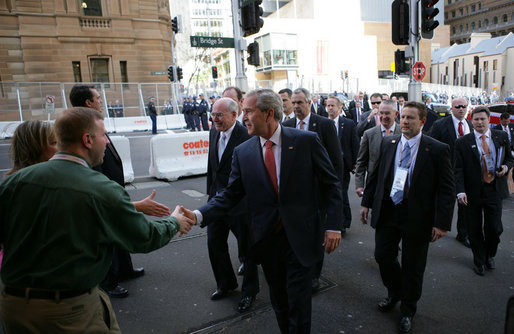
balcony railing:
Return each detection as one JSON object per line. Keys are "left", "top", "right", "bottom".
{"left": 79, "top": 18, "right": 111, "bottom": 29}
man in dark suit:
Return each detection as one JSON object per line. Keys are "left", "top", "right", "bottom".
{"left": 204, "top": 98, "right": 259, "bottom": 312}
{"left": 278, "top": 88, "right": 294, "bottom": 122}
{"left": 147, "top": 97, "right": 157, "bottom": 134}
{"left": 454, "top": 106, "right": 513, "bottom": 276}
{"left": 349, "top": 92, "right": 371, "bottom": 112}
{"left": 357, "top": 93, "right": 383, "bottom": 137}
{"left": 183, "top": 89, "right": 343, "bottom": 334}
{"left": 347, "top": 101, "right": 362, "bottom": 124}
{"left": 310, "top": 94, "right": 328, "bottom": 117}
{"left": 360, "top": 101, "right": 455, "bottom": 334}
{"left": 70, "top": 85, "right": 170, "bottom": 298}
{"left": 283, "top": 87, "right": 344, "bottom": 291}
{"left": 326, "top": 95, "right": 359, "bottom": 230}
{"left": 494, "top": 112, "right": 514, "bottom": 151}
{"left": 429, "top": 97, "right": 473, "bottom": 248}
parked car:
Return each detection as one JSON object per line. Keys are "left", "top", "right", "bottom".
{"left": 467, "top": 103, "right": 514, "bottom": 126}
{"left": 391, "top": 91, "right": 451, "bottom": 118}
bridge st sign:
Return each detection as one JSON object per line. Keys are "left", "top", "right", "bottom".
{"left": 190, "top": 36, "right": 235, "bottom": 48}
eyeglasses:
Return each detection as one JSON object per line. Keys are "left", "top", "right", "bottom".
{"left": 211, "top": 112, "right": 225, "bottom": 118}
{"left": 454, "top": 105, "right": 467, "bottom": 109}
{"left": 371, "top": 101, "right": 382, "bottom": 105}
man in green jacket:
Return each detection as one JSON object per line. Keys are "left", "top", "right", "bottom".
{"left": 0, "top": 107, "right": 193, "bottom": 333}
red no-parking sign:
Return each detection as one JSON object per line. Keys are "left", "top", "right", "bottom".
{"left": 412, "top": 62, "right": 426, "bottom": 81}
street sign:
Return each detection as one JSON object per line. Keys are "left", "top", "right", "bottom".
{"left": 151, "top": 71, "right": 165, "bottom": 75}
{"left": 412, "top": 62, "right": 426, "bottom": 81}
{"left": 190, "top": 36, "right": 235, "bottom": 48}
{"left": 45, "top": 95, "right": 55, "bottom": 114}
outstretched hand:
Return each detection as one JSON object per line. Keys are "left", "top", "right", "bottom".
{"left": 133, "top": 189, "right": 171, "bottom": 217}
{"left": 171, "top": 205, "right": 195, "bottom": 236}
{"left": 180, "top": 206, "right": 197, "bottom": 225}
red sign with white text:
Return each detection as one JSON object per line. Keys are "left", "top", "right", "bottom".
{"left": 412, "top": 62, "right": 426, "bottom": 81}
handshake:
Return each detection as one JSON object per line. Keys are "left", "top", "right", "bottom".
{"left": 170, "top": 205, "right": 198, "bottom": 236}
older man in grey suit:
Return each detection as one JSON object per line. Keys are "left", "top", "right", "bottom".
{"left": 355, "top": 100, "right": 401, "bottom": 197}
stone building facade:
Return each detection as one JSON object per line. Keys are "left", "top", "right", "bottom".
{"left": 445, "top": 0, "right": 514, "bottom": 44}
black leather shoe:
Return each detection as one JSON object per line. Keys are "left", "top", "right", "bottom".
{"left": 120, "top": 267, "right": 145, "bottom": 281}
{"left": 378, "top": 297, "right": 400, "bottom": 312}
{"left": 312, "top": 278, "right": 320, "bottom": 293}
{"left": 105, "top": 285, "right": 129, "bottom": 298}
{"left": 237, "top": 296, "right": 255, "bottom": 313}
{"left": 474, "top": 265, "right": 485, "bottom": 276}
{"left": 237, "top": 264, "right": 245, "bottom": 276}
{"left": 399, "top": 316, "right": 413, "bottom": 333}
{"left": 211, "top": 288, "right": 235, "bottom": 301}
{"left": 486, "top": 258, "right": 495, "bottom": 270}
{"left": 456, "top": 235, "right": 471, "bottom": 248}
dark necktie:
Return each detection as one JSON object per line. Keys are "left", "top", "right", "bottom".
{"left": 458, "top": 121, "right": 464, "bottom": 137}
{"left": 264, "top": 141, "right": 278, "bottom": 194}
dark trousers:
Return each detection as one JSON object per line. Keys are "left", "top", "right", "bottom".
{"left": 207, "top": 218, "right": 259, "bottom": 297}
{"left": 150, "top": 113, "right": 157, "bottom": 134}
{"left": 192, "top": 113, "right": 201, "bottom": 131}
{"left": 200, "top": 113, "right": 209, "bottom": 131}
{"left": 467, "top": 182, "right": 503, "bottom": 267}
{"left": 184, "top": 113, "right": 191, "bottom": 129}
{"left": 456, "top": 203, "right": 468, "bottom": 238}
{"left": 101, "top": 248, "right": 134, "bottom": 290}
{"left": 342, "top": 170, "right": 352, "bottom": 228}
{"left": 259, "top": 231, "right": 313, "bottom": 334}
{"left": 374, "top": 201, "right": 430, "bottom": 317}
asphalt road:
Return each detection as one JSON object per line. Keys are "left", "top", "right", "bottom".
{"left": 1, "top": 131, "right": 513, "bottom": 334}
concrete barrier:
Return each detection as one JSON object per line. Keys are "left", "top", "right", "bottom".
{"left": 149, "top": 132, "right": 209, "bottom": 181}
{"left": 109, "top": 136, "right": 135, "bottom": 184}
{"left": 105, "top": 114, "right": 187, "bottom": 133}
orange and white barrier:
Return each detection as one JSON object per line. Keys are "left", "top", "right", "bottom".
{"left": 149, "top": 132, "right": 209, "bottom": 181}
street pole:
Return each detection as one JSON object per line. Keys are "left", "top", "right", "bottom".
{"left": 170, "top": 22, "right": 180, "bottom": 115}
{"left": 231, "top": 0, "right": 248, "bottom": 92}
{"left": 408, "top": 0, "right": 422, "bottom": 102}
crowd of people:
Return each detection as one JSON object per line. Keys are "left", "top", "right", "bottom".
{"left": 0, "top": 84, "right": 513, "bottom": 334}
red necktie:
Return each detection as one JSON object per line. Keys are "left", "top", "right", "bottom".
{"left": 458, "top": 121, "right": 464, "bottom": 137}
{"left": 481, "top": 134, "right": 494, "bottom": 183}
{"left": 264, "top": 141, "right": 278, "bottom": 194}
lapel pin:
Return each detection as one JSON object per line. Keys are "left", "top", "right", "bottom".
{"left": 425, "top": 148, "right": 429, "bottom": 151}
{"left": 313, "top": 123, "right": 317, "bottom": 126}
{"left": 392, "top": 140, "right": 396, "bottom": 144}
{"left": 471, "top": 145, "right": 476, "bottom": 148}
{"left": 289, "top": 146, "right": 294, "bottom": 150}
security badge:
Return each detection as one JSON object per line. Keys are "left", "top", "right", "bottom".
{"left": 390, "top": 167, "right": 408, "bottom": 199}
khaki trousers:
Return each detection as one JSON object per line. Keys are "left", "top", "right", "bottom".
{"left": 0, "top": 286, "right": 121, "bottom": 334}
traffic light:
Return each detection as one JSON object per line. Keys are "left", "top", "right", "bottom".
{"left": 247, "top": 42, "right": 259, "bottom": 66}
{"left": 167, "top": 65, "right": 174, "bottom": 82}
{"left": 392, "top": 0, "right": 409, "bottom": 45}
{"left": 420, "top": 0, "right": 439, "bottom": 39}
{"left": 176, "top": 66, "right": 183, "bottom": 81}
{"left": 241, "top": 0, "right": 264, "bottom": 37}
{"left": 211, "top": 66, "right": 218, "bottom": 79}
{"left": 171, "top": 16, "right": 178, "bottom": 33}
{"left": 394, "top": 49, "right": 408, "bottom": 75}
{"left": 345, "top": 70, "right": 348, "bottom": 79}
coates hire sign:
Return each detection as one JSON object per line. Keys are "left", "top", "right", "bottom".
{"left": 183, "top": 139, "right": 209, "bottom": 157}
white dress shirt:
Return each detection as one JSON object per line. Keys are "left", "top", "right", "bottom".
{"left": 381, "top": 123, "right": 396, "bottom": 137}
{"left": 296, "top": 113, "right": 311, "bottom": 130}
{"left": 451, "top": 115, "right": 471, "bottom": 137}
{"left": 394, "top": 132, "right": 422, "bottom": 186}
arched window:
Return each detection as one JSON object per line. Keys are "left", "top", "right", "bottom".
{"left": 493, "top": 17, "right": 498, "bottom": 25}
{"left": 484, "top": 19, "right": 489, "bottom": 27}
{"left": 478, "top": 21, "right": 482, "bottom": 28}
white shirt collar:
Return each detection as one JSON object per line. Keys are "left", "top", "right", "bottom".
{"left": 221, "top": 121, "right": 236, "bottom": 139}
{"left": 401, "top": 131, "right": 422, "bottom": 148}
{"left": 381, "top": 123, "right": 396, "bottom": 133}
{"left": 474, "top": 129, "right": 491, "bottom": 140}
{"left": 260, "top": 124, "right": 282, "bottom": 148}
{"left": 296, "top": 112, "right": 311, "bottom": 129}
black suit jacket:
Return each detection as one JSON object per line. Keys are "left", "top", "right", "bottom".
{"left": 362, "top": 134, "right": 455, "bottom": 237}
{"left": 454, "top": 130, "right": 514, "bottom": 201}
{"left": 347, "top": 107, "right": 360, "bottom": 124}
{"left": 429, "top": 116, "right": 473, "bottom": 163}
{"left": 493, "top": 123, "right": 514, "bottom": 151}
{"left": 349, "top": 100, "right": 370, "bottom": 112}
{"left": 206, "top": 121, "right": 251, "bottom": 216}
{"left": 282, "top": 113, "right": 344, "bottom": 182}
{"left": 336, "top": 116, "right": 360, "bottom": 172}
{"left": 311, "top": 103, "right": 328, "bottom": 118}
{"left": 93, "top": 134, "right": 124, "bottom": 186}
{"left": 199, "top": 126, "right": 343, "bottom": 267}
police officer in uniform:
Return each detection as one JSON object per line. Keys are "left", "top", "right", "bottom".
{"left": 191, "top": 96, "right": 201, "bottom": 131}
{"left": 198, "top": 93, "right": 210, "bottom": 131}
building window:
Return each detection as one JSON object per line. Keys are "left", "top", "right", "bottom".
{"left": 478, "top": 3, "right": 481, "bottom": 10}
{"left": 452, "top": 26, "right": 456, "bottom": 35}
{"left": 471, "top": 4, "right": 475, "bottom": 12}
{"left": 478, "top": 21, "right": 481, "bottom": 28}
{"left": 459, "top": 8, "right": 463, "bottom": 16}
{"left": 484, "top": 19, "right": 488, "bottom": 27}
{"left": 483, "top": 61, "right": 488, "bottom": 71}
{"left": 452, "top": 10, "right": 455, "bottom": 18}
{"left": 72, "top": 61, "right": 82, "bottom": 82}
{"left": 459, "top": 25, "right": 463, "bottom": 33}
{"left": 471, "top": 22, "right": 475, "bottom": 30}
{"left": 448, "top": 0, "right": 451, "bottom": 4}
{"left": 120, "top": 61, "right": 128, "bottom": 88}
{"left": 493, "top": 59, "right": 497, "bottom": 70}
{"left": 503, "top": 14, "right": 508, "bottom": 23}
{"left": 493, "top": 16, "right": 498, "bottom": 25}
{"left": 82, "top": 0, "right": 102, "bottom": 16}
{"left": 445, "top": 12, "right": 448, "bottom": 20}
{"left": 90, "top": 58, "right": 110, "bottom": 85}
{"left": 466, "top": 23, "right": 468, "bottom": 31}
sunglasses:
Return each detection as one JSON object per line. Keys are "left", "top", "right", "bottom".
{"left": 371, "top": 101, "right": 382, "bottom": 105}
{"left": 454, "top": 105, "right": 467, "bottom": 109}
